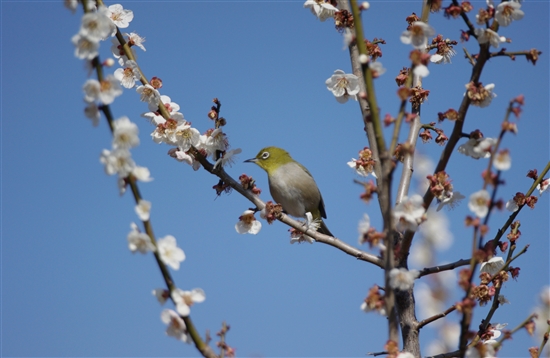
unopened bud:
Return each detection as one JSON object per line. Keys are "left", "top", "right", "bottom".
{"left": 103, "top": 58, "right": 115, "bottom": 67}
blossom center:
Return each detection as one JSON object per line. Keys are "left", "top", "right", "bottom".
{"left": 501, "top": 5, "right": 514, "bottom": 17}
{"left": 100, "top": 80, "right": 113, "bottom": 92}
{"left": 337, "top": 77, "right": 350, "bottom": 89}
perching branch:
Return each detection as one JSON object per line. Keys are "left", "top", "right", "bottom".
{"left": 193, "top": 151, "right": 384, "bottom": 268}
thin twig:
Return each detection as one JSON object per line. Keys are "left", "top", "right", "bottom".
{"left": 419, "top": 259, "right": 471, "bottom": 277}
{"left": 417, "top": 305, "right": 457, "bottom": 329}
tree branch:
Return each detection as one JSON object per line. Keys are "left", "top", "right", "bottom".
{"left": 418, "top": 259, "right": 471, "bottom": 278}
{"left": 194, "top": 152, "right": 384, "bottom": 267}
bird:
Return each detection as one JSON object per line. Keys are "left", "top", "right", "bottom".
{"left": 244, "top": 146, "right": 333, "bottom": 236}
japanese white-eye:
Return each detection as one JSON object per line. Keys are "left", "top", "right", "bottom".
{"left": 245, "top": 147, "right": 333, "bottom": 236}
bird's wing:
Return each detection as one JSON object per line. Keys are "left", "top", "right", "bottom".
{"left": 318, "top": 193, "right": 327, "bottom": 219}
{"left": 296, "top": 162, "right": 328, "bottom": 219}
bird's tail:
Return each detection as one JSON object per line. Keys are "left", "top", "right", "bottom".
{"left": 318, "top": 219, "right": 334, "bottom": 237}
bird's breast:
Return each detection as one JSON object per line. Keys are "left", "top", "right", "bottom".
{"left": 268, "top": 163, "right": 320, "bottom": 218}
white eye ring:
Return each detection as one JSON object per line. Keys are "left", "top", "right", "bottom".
{"left": 261, "top": 152, "right": 270, "bottom": 159}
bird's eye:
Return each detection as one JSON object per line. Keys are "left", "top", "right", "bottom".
{"left": 261, "top": 152, "right": 270, "bottom": 159}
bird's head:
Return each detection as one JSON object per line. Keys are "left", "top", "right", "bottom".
{"left": 244, "top": 146, "right": 293, "bottom": 174}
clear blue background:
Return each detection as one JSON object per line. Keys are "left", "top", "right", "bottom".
{"left": 2, "top": 1, "right": 549, "bottom": 357}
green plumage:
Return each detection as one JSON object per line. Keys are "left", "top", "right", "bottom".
{"left": 245, "top": 147, "right": 333, "bottom": 236}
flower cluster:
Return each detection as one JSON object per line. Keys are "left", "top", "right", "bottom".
{"left": 427, "top": 171, "right": 464, "bottom": 211}
{"left": 70, "top": 4, "right": 153, "bottom": 192}
{"left": 429, "top": 35, "right": 457, "bottom": 64}
{"left": 465, "top": 82, "right": 497, "bottom": 108}
{"left": 289, "top": 212, "right": 321, "bottom": 244}
{"left": 361, "top": 285, "right": 386, "bottom": 316}
{"left": 347, "top": 147, "right": 377, "bottom": 177}
{"left": 400, "top": 21, "right": 435, "bottom": 50}
{"left": 458, "top": 130, "right": 496, "bottom": 159}
{"left": 70, "top": 3, "right": 207, "bottom": 345}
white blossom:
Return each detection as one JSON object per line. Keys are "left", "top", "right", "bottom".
{"left": 347, "top": 158, "right": 377, "bottom": 178}
{"left": 124, "top": 32, "right": 146, "bottom": 51}
{"left": 114, "top": 60, "right": 140, "bottom": 88}
{"left": 132, "top": 166, "right": 153, "bottom": 182}
{"left": 98, "top": 75, "right": 123, "bottom": 105}
{"left": 389, "top": 268, "right": 419, "bottom": 291}
{"left": 142, "top": 95, "right": 182, "bottom": 125}
{"left": 100, "top": 148, "right": 135, "bottom": 177}
{"left": 493, "top": 150, "right": 511, "bottom": 171}
{"left": 79, "top": 8, "right": 114, "bottom": 41}
{"left": 397, "top": 352, "right": 415, "bottom": 358}
{"left": 199, "top": 128, "right": 228, "bottom": 158}
{"left": 106, "top": 4, "right": 134, "bottom": 30}
{"left": 537, "top": 179, "right": 549, "bottom": 195}
{"left": 357, "top": 213, "right": 370, "bottom": 245}
{"left": 72, "top": 34, "right": 99, "bottom": 60}
{"left": 430, "top": 47, "right": 456, "bottom": 64}
{"left": 468, "top": 189, "right": 491, "bottom": 218}
{"left": 64, "top": 0, "right": 78, "bottom": 13}
{"left": 479, "top": 83, "right": 497, "bottom": 108}
{"left": 480, "top": 257, "right": 505, "bottom": 276}
{"left": 110, "top": 38, "right": 137, "bottom": 66}
{"left": 135, "top": 199, "right": 151, "bottom": 221}
{"left": 436, "top": 191, "right": 465, "bottom": 211}
{"left": 127, "top": 222, "right": 155, "bottom": 254}
{"left": 458, "top": 137, "right": 496, "bottom": 159}
{"left": 413, "top": 64, "right": 429, "bottom": 78}
{"left": 136, "top": 84, "right": 160, "bottom": 108}
{"left": 214, "top": 148, "right": 242, "bottom": 169}
{"left": 157, "top": 235, "right": 186, "bottom": 270}
{"left": 235, "top": 210, "right": 262, "bottom": 235}
{"left": 505, "top": 198, "right": 519, "bottom": 212}
{"left": 303, "top": 0, "right": 338, "bottom": 22}
{"left": 175, "top": 125, "right": 201, "bottom": 152}
{"left": 360, "top": 300, "right": 386, "bottom": 316}
{"left": 150, "top": 118, "right": 187, "bottom": 145}
{"left": 325, "top": 70, "right": 360, "bottom": 103}
{"left": 369, "top": 61, "right": 386, "bottom": 77}
{"left": 475, "top": 28, "right": 506, "bottom": 48}
{"left": 400, "top": 21, "right": 435, "bottom": 49}
{"left": 171, "top": 288, "right": 206, "bottom": 317}
{"left": 168, "top": 148, "right": 195, "bottom": 165}
{"left": 419, "top": 210, "right": 453, "bottom": 251}
{"left": 343, "top": 29, "right": 354, "bottom": 49}
{"left": 160, "top": 309, "right": 191, "bottom": 343}
{"left": 484, "top": 323, "right": 507, "bottom": 345}
{"left": 84, "top": 102, "right": 100, "bottom": 126}
{"left": 495, "top": 1, "right": 524, "bottom": 27}
{"left": 394, "top": 195, "right": 425, "bottom": 232}
{"left": 112, "top": 116, "right": 139, "bottom": 149}
{"left": 465, "top": 344, "right": 495, "bottom": 358}
{"left": 152, "top": 289, "right": 169, "bottom": 305}
{"left": 290, "top": 212, "right": 320, "bottom": 244}
{"left": 83, "top": 79, "right": 101, "bottom": 103}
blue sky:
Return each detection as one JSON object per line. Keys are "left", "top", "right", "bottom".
{"left": 2, "top": 1, "right": 549, "bottom": 357}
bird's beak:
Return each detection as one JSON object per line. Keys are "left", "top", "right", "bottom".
{"left": 244, "top": 158, "right": 257, "bottom": 163}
